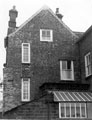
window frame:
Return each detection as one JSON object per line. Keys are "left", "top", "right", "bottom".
{"left": 60, "top": 60, "right": 74, "bottom": 80}
{"left": 85, "top": 52, "right": 91, "bottom": 77}
{"left": 59, "top": 102, "right": 87, "bottom": 119}
{"left": 40, "top": 29, "right": 53, "bottom": 42}
{"left": 22, "top": 43, "right": 30, "bottom": 63}
{"left": 21, "top": 78, "right": 30, "bottom": 102}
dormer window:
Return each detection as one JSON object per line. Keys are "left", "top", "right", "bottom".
{"left": 60, "top": 60, "right": 74, "bottom": 80}
{"left": 40, "top": 29, "right": 53, "bottom": 42}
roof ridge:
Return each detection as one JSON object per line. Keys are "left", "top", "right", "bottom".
{"left": 8, "top": 5, "right": 51, "bottom": 37}
{"left": 8, "top": 5, "right": 77, "bottom": 38}
{"left": 41, "top": 5, "right": 50, "bottom": 10}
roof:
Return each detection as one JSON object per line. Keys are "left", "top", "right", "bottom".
{"left": 53, "top": 91, "right": 92, "bottom": 102}
{"left": 8, "top": 5, "right": 77, "bottom": 38}
{"left": 73, "top": 31, "right": 84, "bottom": 38}
{"left": 76, "top": 25, "right": 92, "bottom": 43}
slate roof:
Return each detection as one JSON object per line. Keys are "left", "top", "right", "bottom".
{"left": 73, "top": 31, "right": 84, "bottom": 38}
{"left": 8, "top": 5, "right": 77, "bottom": 38}
{"left": 76, "top": 25, "right": 92, "bottom": 43}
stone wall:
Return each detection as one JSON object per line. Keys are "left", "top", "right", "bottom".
{"left": 3, "top": 9, "right": 80, "bottom": 115}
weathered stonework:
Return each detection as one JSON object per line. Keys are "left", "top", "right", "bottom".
{"left": 3, "top": 7, "right": 92, "bottom": 119}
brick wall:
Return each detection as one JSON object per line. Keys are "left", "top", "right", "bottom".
{"left": 3, "top": 9, "right": 80, "bottom": 113}
{"left": 3, "top": 100, "right": 92, "bottom": 120}
{"left": 3, "top": 67, "right": 21, "bottom": 111}
{"left": 78, "top": 29, "right": 92, "bottom": 88}
{"left": 3, "top": 94, "right": 59, "bottom": 119}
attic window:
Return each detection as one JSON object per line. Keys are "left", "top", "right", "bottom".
{"left": 40, "top": 29, "right": 53, "bottom": 42}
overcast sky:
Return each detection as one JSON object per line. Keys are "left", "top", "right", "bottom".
{"left": 0, "top": 0, "right": 92, "bottom": 80}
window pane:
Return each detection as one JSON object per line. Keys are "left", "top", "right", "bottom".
{"left": 60, "top": 103, "right": 65, "bottom": 117}
{"left": 23, "top": 47, "right": 29, "bottom": 61}
{"left": 22, "top": 43, "right": 30, "bottom": 63}
{"left": 66, "top": 103, "right": 70, "bottom": 117}
{"left": 42, "top": 31, "right": 46, "bottom": 37}
{"left": 87, "top": 65, "right": 91, "bottom": 75}
{"left": 66, "top": 70, "right": 72, "bottom": 79}
{"left": 59, "top": 102, "right": 87, "bottom": 119}
{"left": 76, "top": 103, "right": 81, "bottom": 118}
{"left": 47, "top": 31, "right": 50, "bottom": 37}
{"left": 85, "top": 53, "right": 91, "bottom": 76}
{"left": 81, "top": 103, "right": 86, "bottom": 118}
{"left": 67, "top": 61, "right": 71, "bottom": 70}
{"left": 41, "top": 30, "right": 52, "bottom": 41}
{"left": 61, "top": 61, "right": 73, "bottom": 80}
{"left": 23, "top": 80, "right": 29, "bottom": 99}
{"left": 87, "top": 54, "right": 91, "bottom": 65}
{"left": 22, "top": 78, "right": 30, "bottom": 101}
{"left": 62, "top": 61, "right": 67, "bottom": 70}
{"left": 71, "top": 103, "right": 75, "bottom": 118}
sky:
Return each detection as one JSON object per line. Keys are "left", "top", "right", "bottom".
{"left": 0, "top": 0, "right": 92, "bottom": 80}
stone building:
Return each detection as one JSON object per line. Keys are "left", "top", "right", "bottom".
{"left": 3, "top": 6, "right": 92, "bottom": 119}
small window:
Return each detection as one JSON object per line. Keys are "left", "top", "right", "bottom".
{"left": 85, "top": 53, "right": 91, "bottom": 77}
{"left": 59, "top": 103, "right": 87, "bottom": 118}
{"left": 60, "top": 61, "right": 74, "bottom": 80}
{"left": 21, "top": 78, "right": 30, "bottom": 101}
{"left": 40, "top": 29, "right": 53, "bottom": 42}
{"left": 22, "top": 43, "right": 30, "bottom": 63}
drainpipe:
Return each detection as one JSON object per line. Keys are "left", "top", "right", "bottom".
{"left": 47, "top": 100, "right": 50, "bottom": 120}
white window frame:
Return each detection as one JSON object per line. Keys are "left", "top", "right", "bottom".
{"left": 59, "top": 103, "right": 87, "bottom": 119}
{"left": 60, "top": 61, "right": 74, "bottom": 80}
{"left": 22, "top": 43, "right": 30, "bottom": 63}
{"left": 40, "top": 29, "right": 53, "bottom": 42}
{"left": 21, "top": 78, "right": 30, "bottom": 102}
{"left": 85, "top": 52, "right": 91, "bottom": 77}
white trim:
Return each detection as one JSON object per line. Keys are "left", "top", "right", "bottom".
{"left": 86, "top": 93, "right": 92, "bottom": 100}
{"left": 40, "top": 29, "right": 53, "bottom": 42}
{"left": 22, "top": 43, "right": 30, "bottom": 63}
{"left": 85, "top": 103, "right": 87, "bottom": 118}
{"left": 85, "top": 52, "right": 91, "bottom": 77}
{"left": 80, "top": 103, "right": 82, "bottom": 118}
{"left": 59, "top": 102, "right": 87, "bottom": 119}
{"left": 70, "top": 103, "right": 71, "bottom": 118}
{"left": 73, "top": 92, "right": 80, "bottom": 101}
{"left": 77, "top": 92, "right": 85, "bottom": 101}
{"left": 59, "top": 92, "right": 65, "bottom": 101}
{"left": 59, "top": 103, "right": 61, "bottom": 118}
{"left": 60, "top": 61, "right": 62, "bottom": 80}
{"left": 75, "top": 103, "right": 76, "bottom": 118}
{"left": 64, "top": 103, "right": 66, "bottom": 118}
{"left": 71, "top": 61, "right": 74, "bottom": 80}
{"left": 8, "top": 5, "right": 77, "bottom": 38}
{"left": 63, "top": 92, "right": 70, "bottom": 101}
{"left": 81, "top": 92, "right": 90, "bottom": 101}
{"left": 60, "top": 61, "right": 74, "bottom": 80}
{"left": 21, "top": 78, "right": 30, "bottom": 102}
{"left": 68, "top": 92, "right": 75, "bottom": 101}
{"left": 54, "top": 92, "right": 60, "bottom": 101}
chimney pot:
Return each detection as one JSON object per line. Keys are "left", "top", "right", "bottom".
{"left": 56, "top": 8, "right": 59, "bottom": 14}
{"left": 13, "top": 5, "right": 16, "bottom": 10}
{"left": 55, "top": 8, "right": 63, "bottom": 20}
{"left": 7, "top": 6, "right": 18, "bottom": 35}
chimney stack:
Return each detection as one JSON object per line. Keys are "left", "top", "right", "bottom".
{"left": 8, "top": 6, "right": 18, "bottom": 35}
{"left": 55, "top": 8, "right": 63, "bottom": 20}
